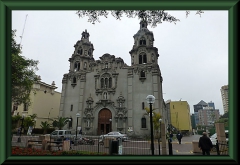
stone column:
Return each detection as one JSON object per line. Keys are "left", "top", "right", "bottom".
{"left": 215, "top": 122, "right": 227, "bottom": 154}
{"left": 62, "top": 140, "right": 70, "bottom": 151}
{"left": 215, "top": 123, "right": 226, "bottom": 142}
{"left": 41, "top": 139, "right": 48, "bottom": 150}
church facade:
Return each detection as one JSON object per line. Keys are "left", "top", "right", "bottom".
{"left": 59, "top": 20, "right": 166, "bottom": 137}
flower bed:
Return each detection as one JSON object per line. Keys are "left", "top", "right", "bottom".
{"left": 12, "top": 147, "right": 108, "bottom": 156}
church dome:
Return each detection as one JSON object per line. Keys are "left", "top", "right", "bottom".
{"left": 133, "top": 20, "right": 153, "bottom": 37}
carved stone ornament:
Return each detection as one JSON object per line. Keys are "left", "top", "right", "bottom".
{"left": 137, "top": 47, "right": 146, "bottom": 54}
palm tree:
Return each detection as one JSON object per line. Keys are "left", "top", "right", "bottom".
{"left": 144, "top": 107, "right": 162, "bottom": 138}
{"left": 29, "top": 114, "right": 37, "bottom": 120}
{"left": 144, "top": 107, "right": 157, "bottom": 115}
{"left": 40, "top": 121, "right": 51, "bottom": 134}
{"left": 23, "top": 116, "right": 35, "bottom": 129}
{"left": 51, "top": 117, "right": 70, "bottom": 130}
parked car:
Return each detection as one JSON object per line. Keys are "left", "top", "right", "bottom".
{"left": 48, "top": 130, "right": 76, "bottom": 142}
{"left": 100, "top": 131, "right": 128, "bottom": 142}
{"left": 210, "top": 130, "right": 228, "bottom": 151}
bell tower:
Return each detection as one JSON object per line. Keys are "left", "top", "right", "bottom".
{"left": 129, "top": 20, "right": 159, "bottom": 66}
{"left": 69, "top": 29, "right": 95, "bottom": 72}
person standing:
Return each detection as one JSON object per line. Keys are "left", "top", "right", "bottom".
{"left": 79, "top": 127, "right": 82, "bottom": 138}
{"left": 198, "top": 132, "right": 213, "bottom": 155}
{"left": 17, "top": 127, "right": 21, "bottom": 136}
{"left": 176, "top": 131, "right": 183, "bottom": 144}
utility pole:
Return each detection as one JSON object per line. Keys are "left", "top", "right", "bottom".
{"left": 19, "top": 14, "right": 28, "bottom": 45}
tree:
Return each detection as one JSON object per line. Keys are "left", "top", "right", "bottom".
{"left": 11, "top": 30, "right": 39, "bottom": 108}
{"left": 144, "top": 106, "right": 157, "bottom": 115}
{"left": 215, "top": 118, "right": 228, "bottom": 127}
{"left": 29, "top": 113, "right": 37, "bottom": 120}
{"left": 215, "top": 111, "right": 229, "bottom": 128}
{"left": 220, "top": 111, "right": 229, "bottom": 119}
{"left": 144, "top": 107, "right": 162, "bottom": 138}
{"left": 11, "top": 115, "right": 22, "bottom": 131}
{"left": 51, "top": 117, "right": 70, "bottom": 130}
{"left": 40, "top": 121, "right": 51, "bottom": 134}
{"left": 76, "top": 10, "right": 204, "bottom": 27}
{"left": 23, "top": 116, "right": 35, "bottom": 131}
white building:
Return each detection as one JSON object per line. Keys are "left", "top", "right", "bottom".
{"left": 59, "top": 20, "right": 166, "bottom": 137}
{"left": 220, "top": 85, "right": 228, "bottom": 114}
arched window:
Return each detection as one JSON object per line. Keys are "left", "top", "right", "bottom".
{"left": 78, "top": 49, "right": 82, "bottom": 55}
{"left": 74, "top": 61, "right": 80, "bottom": 71}
{"left": 139, "top": 53, "right": 147, "bottom": 64}
{"left": 139, "top": 55, "right": 142, "bottom": 64}
{"left": 105, "top": 78, "right": 108, "bottom": 88}
{"left": 73, "top": 77, "right": 77, "bottom": 84}
{"left": 100, "top": 73, "right": 112, "bottom": 89}
{"left": 109, "top": 78, "right": 112, "bottom": 88}
{"left": 101, "top": 78, "right": 104, "bottom": 88}
{"left": 140, "top": 38, "right": 146, "bottom": 45}
{"left": 143, "top": 54, "right": 147, "bottom": 63}
{"left": 141, "top": 118, "right": 147, "bottom": 128}
{"left": 88, "top": 49, "right": 91, "bottom": 56}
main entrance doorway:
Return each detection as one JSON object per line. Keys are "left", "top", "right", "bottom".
{"left": 98, "top": 109, "right": 112, "bottom": 135}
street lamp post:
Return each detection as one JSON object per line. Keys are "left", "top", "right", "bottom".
{"left": 158, "top": 118, "right": 162, "bottom": 155}
{"left": 74, "top": 113, "right": 80, "bottom": 146}
{"left": 17, "top": 114, "right": 25, "bottom": 142}
{"left": 109, "top": 118, "right": 112, "bottom": 132}
{"left": 146, "top": 95, "right": 155, "bottom": 155}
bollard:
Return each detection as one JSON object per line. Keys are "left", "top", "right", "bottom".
{"left": 98, "top": 136, "right": 99, "bottom": 153}
{"left": 168, "top": 139, "right": 173, "bottom": 155}
{"left": 42, "top": 139, "right": 47, "bottom": 150}
{"left": 216, "top": 140, "right": 220, "bottom": 155}
{"left": 62, "top": 140, "right": 70, "bottom": 151}
{"left": 111, "top": 140, "right": 119, "bottom": 155}
{"left": 118, "top": 138, "right": 123, "bottom": 155}
{"left": 109, "top": 139, "right": 113, "bottom": 155}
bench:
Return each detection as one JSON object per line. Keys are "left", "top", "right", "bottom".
{"left": 26, "top": 139, "right": 70, "bottom": 151}
{"left": 26, "top": 140, "right": 43, "bottom": 149}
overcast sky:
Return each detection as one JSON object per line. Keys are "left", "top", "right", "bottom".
{"left": 12, "top": 10, "right": 228, "bottom": 115}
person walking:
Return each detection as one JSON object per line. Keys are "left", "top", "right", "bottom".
{"left": 198, "top": 132, "right": 213, "bottom": 155}
{"left": 176, "top": 131, "right": 183, "bottom": 144}
{"left": 169, "top": 131, "right": 174, "bottom": 142}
